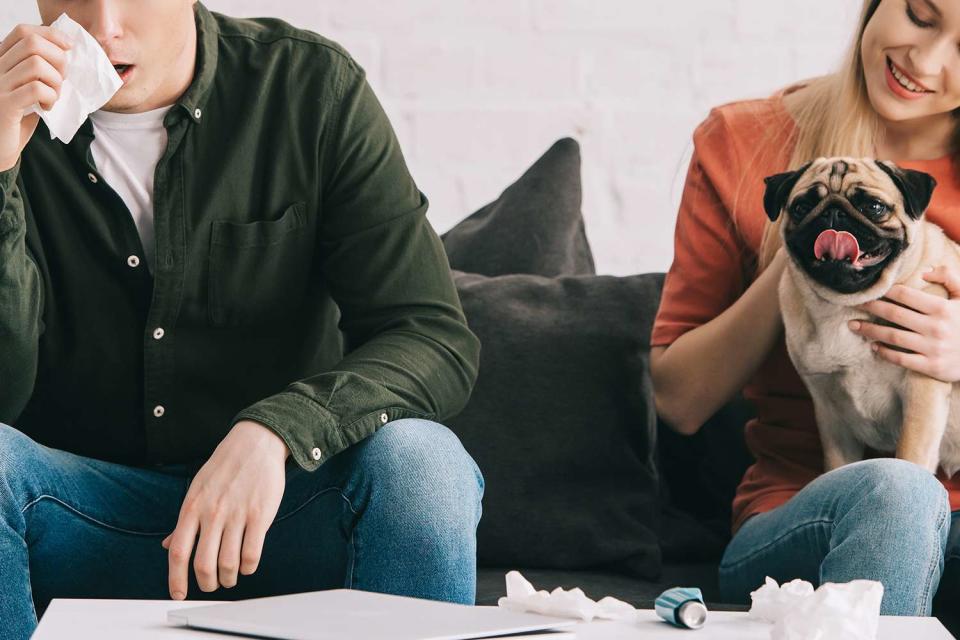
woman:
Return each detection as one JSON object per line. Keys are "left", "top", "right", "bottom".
{"left": 650, "top": 0, "right": 960, "bottom": 616}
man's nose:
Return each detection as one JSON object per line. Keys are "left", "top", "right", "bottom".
{"left": 82, "top": 0, "right": 124, "bottom": 47}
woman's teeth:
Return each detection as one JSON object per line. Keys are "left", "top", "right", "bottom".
{"left": 889, "top": 59, "right": 927, "bottom": 93}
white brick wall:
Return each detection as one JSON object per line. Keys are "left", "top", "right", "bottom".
{"left": 1, "top": 1, "right": 862, "bottom": 274}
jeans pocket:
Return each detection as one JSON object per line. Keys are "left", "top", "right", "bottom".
{"left": 208, "top": 202, "right": 314, "bottom": 327}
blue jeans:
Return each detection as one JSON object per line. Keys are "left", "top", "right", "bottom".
{"left": 0, "top": 419, "right": 484, "bottom": 640}
{"left": 719, "top": 458, "right": 960, "bottom": 616}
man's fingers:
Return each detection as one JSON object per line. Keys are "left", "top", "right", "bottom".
{"left": 218, "top": 519, "right": 245, "bottom": 589}
{"left": 239, "top": 517, "right": 269, "bottom": 576}
{"left": 167, "top": 517, "right": 199, "bottom": 601}
{"left": 1, "top": 55, "right": 63, "bottom": 100}
{"left": 6, "top": 80, "right": 58, "bottom": 113}
{"left": 193, "top": 517, "right": 226, "bottom": 593}
{"left": 0, "top": 28, "right": 69, "bottom": 78}
{"left": 0, "top": 25, "right": 70, "bottom": 58}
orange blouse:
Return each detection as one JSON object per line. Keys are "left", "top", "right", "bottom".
{"left": 651, "top": 94, "right": 960, "bottom": 533}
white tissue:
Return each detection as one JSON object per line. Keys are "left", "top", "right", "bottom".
{"left": 749, "top": 576, "right": 884, "bottom": 640}
{"left": 749, "top": 576, "right": 816, "bottom": 623}
{"left": 497, "top": 570, "right": 638, "bottom": 622}
{"left": 27, "top": 13, "right": 122, "bottom": 144}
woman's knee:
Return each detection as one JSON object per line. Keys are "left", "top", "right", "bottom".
{"left": 836, "top": 458, "right": 948, "bottom": 523}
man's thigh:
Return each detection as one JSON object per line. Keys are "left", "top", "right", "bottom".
{"left": 26, "top": 439, "right": 355, "bottom": 605}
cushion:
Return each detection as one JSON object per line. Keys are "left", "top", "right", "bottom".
{"left": 441, "top": 138, "right": 595, "bottom": 277}
{"left": 447, "top": 271, "right": 663, "bottom": 579}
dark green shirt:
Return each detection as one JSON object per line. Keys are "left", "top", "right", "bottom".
{"left": 0, "top": 2, "right": 479, "bottom": 472}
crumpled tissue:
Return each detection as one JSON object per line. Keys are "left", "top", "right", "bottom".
{"left": 497, "top": 570, "right": 638, "bottom": 622}
{"left": 28, "top": 13, "right": 122, "bottom": 144}
{"left": 749, "top": 576, "right": 884, "bottom": 640}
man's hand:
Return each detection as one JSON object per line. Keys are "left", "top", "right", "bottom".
{"left": 0, "top": 24, "right": 71, "bottom": 172}
{"left": 161, "top": 420, "right": 289, "bottom": 600}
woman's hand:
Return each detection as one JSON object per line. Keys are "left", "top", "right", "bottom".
{"left": 848, "top": 265, "right": 960, "bottom": 382}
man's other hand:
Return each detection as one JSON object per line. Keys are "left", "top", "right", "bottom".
{"left": 161, "top": 420, "right": 289, "bottom": 599}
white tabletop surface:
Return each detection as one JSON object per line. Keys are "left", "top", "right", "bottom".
{"left": 32, "top": 598, "right": 956, "bottom": 639}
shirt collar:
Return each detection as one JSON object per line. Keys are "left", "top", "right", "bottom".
{"left": 174, "top": 1, "right": 219, "bottom": 125}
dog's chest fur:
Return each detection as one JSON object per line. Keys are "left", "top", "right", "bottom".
{"left": 780, "top": 280, "right": 906, "bottom": 451}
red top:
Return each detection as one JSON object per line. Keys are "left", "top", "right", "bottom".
{"left": 651, "top": 94, "right": 960, "bottom": 533}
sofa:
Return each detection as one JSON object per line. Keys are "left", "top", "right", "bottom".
{"left": 439, "top": 138, "right": 960, "bottom": 635}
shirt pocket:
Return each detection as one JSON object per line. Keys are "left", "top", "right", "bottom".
{"left": 208, "top": 201, "right": 313, "bottom": 327}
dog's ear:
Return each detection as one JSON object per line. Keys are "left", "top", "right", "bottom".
{"left": 876, "top": 161, "right": 937, "bottom": 220}
{"left": 763, "top": 162, "right": 812, "bottom": 221}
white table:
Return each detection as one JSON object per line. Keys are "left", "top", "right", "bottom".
{"left": 32, "top": 599, "right": 956, "bottom": 639}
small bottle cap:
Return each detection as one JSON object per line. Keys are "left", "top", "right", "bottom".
{"left": 678, "top": 600, "right": 708, "bottom": 629}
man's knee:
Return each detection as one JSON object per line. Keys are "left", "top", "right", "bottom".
{"left": 363, "top": 419, "right": 484, "bottom": 522}
{"left": 0, "top": 423, "right": 43, "bottom": 507}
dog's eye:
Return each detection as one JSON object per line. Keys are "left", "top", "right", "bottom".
{"left": 789, "top": 201, "right": 811, "bottom": 217}
{"left": 860, "top": 201, "right": 888, "bottom": 217}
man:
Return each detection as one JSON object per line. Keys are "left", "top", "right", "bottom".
{"left": 0, "top": 1, "right": 483, "bottom": 637}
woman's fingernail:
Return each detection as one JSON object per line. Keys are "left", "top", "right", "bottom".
{"left": 172, "top": 591, "right": 185, "bottom": 600}
{"left": 871, "top": 343, "right": 879, "bottom": 351}
{"left": 848, "top": 321, "right": 860, "bottom": 331}
{"left": 924, "top": 266, "right": 935, "bottom": 273}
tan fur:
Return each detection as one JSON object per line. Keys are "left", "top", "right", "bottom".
{"left": 779, "top": 158, "right": 960, "bottom": 476}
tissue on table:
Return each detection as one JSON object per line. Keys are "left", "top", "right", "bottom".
{"left": 750, "top": 576, "right": 884, "bottom": 640}
{"left": 28, "top": 13, "right": 122, "bottom": 144}
{"left": 497, "top": 570, "right": 638, "bottom": 623}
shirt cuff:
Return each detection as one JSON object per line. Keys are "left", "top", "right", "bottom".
{"left": 0, "top": 158, "right": 20, "bottom": 199}
{"left": 0, "top": 158, "right": 23, "bottom": 235}
{"left": 233, "top": 391, "right": 345, "bottom": 472}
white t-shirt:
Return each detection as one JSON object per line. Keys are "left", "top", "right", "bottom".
{"left": 89, "top": 105, "right": 171, "bottom": 272}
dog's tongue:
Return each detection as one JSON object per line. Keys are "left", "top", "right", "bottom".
{"left": 814, "top": 229, "right": 861, "bottom": 262}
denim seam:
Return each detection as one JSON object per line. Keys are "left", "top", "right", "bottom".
{"left": 919, "top": 500, "right": 949, "bottom": 614}
{"left": 719, "top": 518, "right": 834, "bottom": 572}
{"left": 20, "top": 495, "right": 168, "bottom": 537}
{"left": 274, "top": 486, "right": 358, "bottom": 523}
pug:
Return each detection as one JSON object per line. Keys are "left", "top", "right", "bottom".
{"left": 763, "top": 157, "right": 960, "bottom": 476}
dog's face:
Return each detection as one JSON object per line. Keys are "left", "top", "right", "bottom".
{"left": 764, "top": 158, "right": 937, "bottom": 298}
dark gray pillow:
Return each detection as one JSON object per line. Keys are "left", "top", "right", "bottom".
{"left": 441, "top": 138, "right": 595, "bottom": 278}
{"left": 448, "top": 271, "right": 662, "bottom": 579}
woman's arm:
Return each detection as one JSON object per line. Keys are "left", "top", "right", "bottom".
{"left": 651, "top": 248, "right": 786, "bottom": 436}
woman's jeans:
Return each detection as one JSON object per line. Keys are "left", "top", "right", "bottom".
{"left": 0, "top": 419, "right": 484, "bottom": 640}
{"left": 720, "top": 458, "right": 960, "bottom": 616}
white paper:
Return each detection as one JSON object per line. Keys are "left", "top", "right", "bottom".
{"left": 27, "top": 13, "right": 122, "bottom": 144}
{"left": 497, "top": 570, "right": 638, "bottom": 623}
{"left": 749, "top": 576, "right": 884, "bottom": 640}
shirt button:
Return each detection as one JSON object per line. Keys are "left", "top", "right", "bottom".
{"left": 127, "top": 255, "right": 140, "bottom": 268}
{"left": 379, "top": 412, "right": 389, "bottom": 425}
{"left": 152, "top": 327, "right": 165, "bottom": 340}
{"left": 153, "top": 405, "right": 165, "bottom": 418}
{"left": 311, "top": 447, "right": 322, "bottom": 461}
{"left": 194, "top": 108, "right": 202, "bottom": 119}
{"left": 87, "top": 172, "right": 98, "bottom": 184}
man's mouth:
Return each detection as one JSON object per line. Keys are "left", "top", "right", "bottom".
{"left": 113, "top": 64, "right": 134, "bottom": 83}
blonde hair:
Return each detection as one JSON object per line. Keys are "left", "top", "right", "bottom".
{"left": 754, "top": 0, "right": 960, "bottom": 271}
